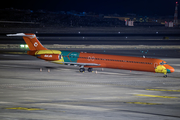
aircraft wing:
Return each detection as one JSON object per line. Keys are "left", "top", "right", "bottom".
{"left": 51, "top": 61, "right": 100, "bottom": 66}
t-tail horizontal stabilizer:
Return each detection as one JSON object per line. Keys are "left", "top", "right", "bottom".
{"left": 7, "top": 33, "right": 47, "bottom": 51}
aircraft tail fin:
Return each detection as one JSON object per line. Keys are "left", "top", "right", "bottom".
{"left": 7, "top": 33, "right": 48, "bottom": 51}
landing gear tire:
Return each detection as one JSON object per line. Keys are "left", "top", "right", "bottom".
{"left": 163, "top": 75, "right": 167, "bottom": 78}
{"left": 79, "top": 68, "right": 85, "bottom": 73}
{"left": 88, "top": 68, "right": 93, "bottom": 72}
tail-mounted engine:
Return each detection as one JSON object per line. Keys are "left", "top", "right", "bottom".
{"left": 31, "top": 50, "right": 62, "bottom": 61}
{"left": 37, "top": 54, "right": 61, "bottom": 61}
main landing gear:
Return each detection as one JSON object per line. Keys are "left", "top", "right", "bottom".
{"left": 79, "top": 67, "right": 93, "bottom": 73}
{"left": 87, "top": 68, "right": 93, "bottom": 72}
{"left": 79, "top": 68, "right": 85, "bottom": 73}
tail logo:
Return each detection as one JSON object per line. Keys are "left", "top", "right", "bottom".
{"left": 34, "top": 42, "right": 38, "bottom": 47}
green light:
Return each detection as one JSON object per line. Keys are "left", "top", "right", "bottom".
{"left": 20, "top": 44, "right": 29, "bottom": 49}
{"left": 25, "top": 45, "right": 29, "bottom": 48}
{"left": 20, "top": 44, "right": 24, "bottom": 48}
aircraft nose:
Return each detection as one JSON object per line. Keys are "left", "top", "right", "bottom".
{"left": 169, "top": 67, "right": 175, "bottom": 73}
{"left": 164, "top": 65, "right": 175, "bottom": 73}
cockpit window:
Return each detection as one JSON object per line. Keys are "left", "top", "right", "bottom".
{"left": 160, "top": 61, "right": 167, "bottom": 65}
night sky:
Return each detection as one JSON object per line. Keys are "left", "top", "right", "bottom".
{"left": 1, "top": 0, "right": 179, "bottom": 16}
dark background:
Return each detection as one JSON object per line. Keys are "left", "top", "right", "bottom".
{"left": 1, "top": 0, "right": 179, "bottom": 16}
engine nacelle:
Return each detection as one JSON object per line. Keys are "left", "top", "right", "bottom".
{"left": 37, "top": 54, "right": 61, "bottom": 61}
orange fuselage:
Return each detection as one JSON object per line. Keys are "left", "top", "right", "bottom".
{"left": 77, "top": 52, "right": 162, "bottom": 72}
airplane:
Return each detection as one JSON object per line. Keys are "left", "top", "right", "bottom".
{"left": 7, "top": 33, "right": 175, "bottom": 77}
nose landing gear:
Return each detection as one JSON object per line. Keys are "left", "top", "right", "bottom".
{"left": 163, "top": 72, "right": 167, "bottom": 78}
{"left": 163, "top": 75, "right": 167, "bottom": 78}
